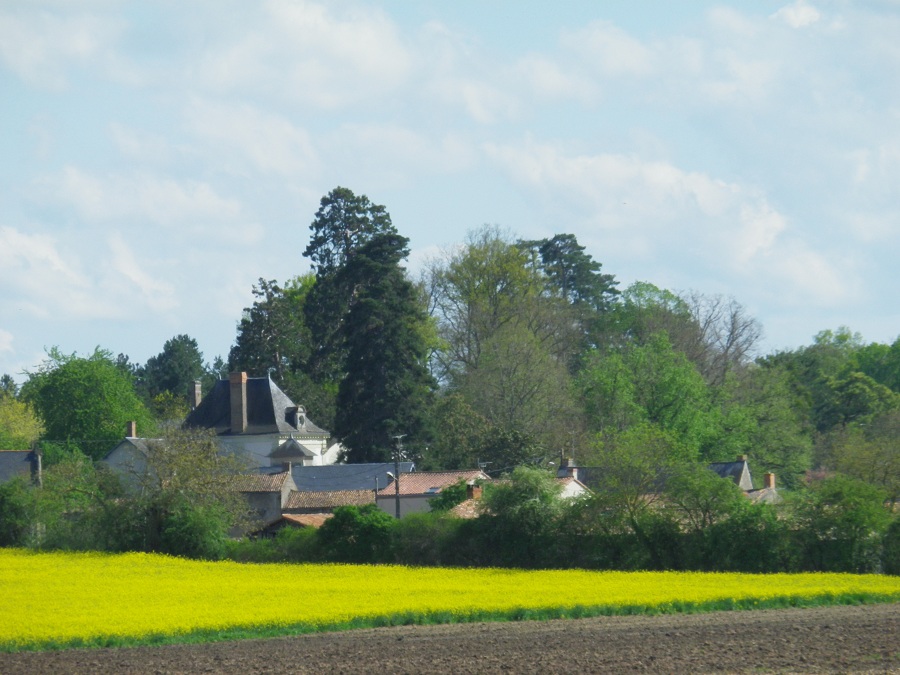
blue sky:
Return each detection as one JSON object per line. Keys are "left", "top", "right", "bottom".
{"left": 2, "top": 0, "right": 899, "bottom": 382}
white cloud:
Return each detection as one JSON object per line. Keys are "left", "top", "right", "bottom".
{"left": 107, "top": 234, "right": 177, "bottom": 312}
{"left": 193, "top": 0, "right": 412, "bottom": 108}
{"left": 328, "top": 124, "right": 475, "bottom": 180}
{"left": 0, "top": 8, "right": 126, "bottom": 89}
{"left": 562, "top": 21, "right": 656, "bottom": 77}
{"left": 0, "top": 225, "right": 109, "bottom": 319}
{"left": 109, "top": 123, "right": 175, "bottom": 164}
{"left": 54, "top": 167, "right": 242, "bottom": 226}
{"left": 0, "top": 329, "right": 12, "bottom": 353}
{"left": 515, "top": 54, "right": 599, "bottom": 102}
{"left": 183, "top": 99, "right": 319, "bottom": 177}
{"left": 484, "top": 139, "right": 852, "bottom": 308}
{"left": 771, "top": 1, "right": 822, "bottom": 28}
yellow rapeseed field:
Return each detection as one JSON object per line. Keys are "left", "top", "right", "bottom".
{"left": 2, "top": 548, "right": 899, "bottom": 649}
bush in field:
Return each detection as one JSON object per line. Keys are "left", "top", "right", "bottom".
{"left": 317, "top": 504, "right": 396, "bottom": 563}
{"left": 0, "top": 477, "right": 36, "bottom": 547}
{"left": 274, "top": 526, "right": 323, "bottom": 562}
{"left": 159, "top": 500, "right": 230, "bottom": 560}
{"left": 391, "top": 512, "right": 466, "bottom": 566}
{"left": 790, "top": 475, "right": 892, "bottom": 572}
{"left": 883, "top": 517, "right": 900, "bottom": 575}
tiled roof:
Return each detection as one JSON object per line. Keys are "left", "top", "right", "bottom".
{"left": 448, "top": 498, "right": 481, "bottom": 519}
{"left": 377, "top": 470, "right": 490, "bottom": 496}
{"left": 234, "top": 471, "right": 291, "bottom": 492}
{"left": 281, "top": 513, "right": 332, "bottom": 528}
{"left": 284, "top": 489, "right": 374, "bottom": 510}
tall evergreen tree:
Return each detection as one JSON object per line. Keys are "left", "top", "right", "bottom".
{"left": 303, "top": 187, "right": 398, "bottom": 384}
{"left": 334, "top": 233, "right": 436, "bottom": 462}
{"left": 140, "top": 334, "right": 205, "bottom": 403}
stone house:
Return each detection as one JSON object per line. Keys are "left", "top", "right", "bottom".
{"left": 375, "top": 470, "right": 491, "bottom": 518}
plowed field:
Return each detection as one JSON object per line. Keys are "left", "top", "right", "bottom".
{"left": 2, "top": 603, "right": 898, "bottom": 674}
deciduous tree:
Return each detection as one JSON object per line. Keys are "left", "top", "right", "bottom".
{"left": 21, "top": 349, "right": 154, "bottom": 460}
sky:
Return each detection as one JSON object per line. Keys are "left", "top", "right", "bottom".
{"left": 2, "top": 0, "right": 900, "bottom": 383}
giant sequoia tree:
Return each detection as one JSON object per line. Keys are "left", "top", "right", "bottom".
{"left": 334, "top": 233, "right": 436, "bottom": 462}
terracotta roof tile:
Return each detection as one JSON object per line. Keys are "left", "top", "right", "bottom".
{"left": 281, "top": 513, "right": 333, "bottom": 528}
{"left": 234, "top": 472, "right": 291, "bottom": 493}
{"left": 448, "top": 498, "right": 481, "bottom": 519}
{"left": 284, "top": 489, "right": 374, "bottom": 510}
{"left": 377, "top": 470, "right": 490, "bottom": 497}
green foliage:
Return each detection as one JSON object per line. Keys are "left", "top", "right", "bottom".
{"left": 0, "top": 374, "right": 18, "bottom": 398}
{"left": 139, "top": 334, "right": 206, "bottom": 406}
{"left": 663, "top": 463, "right": 749, "bottom": 533}
{"left": 854, "top": 336, "right": 900, "bottom": 393}
{"left": 883, "top": 517, "right": 900, "bottom": 575}
{"left": 333, "top": 233, "right": 436, "bottom": 462}
{"left": 0, "top": 396, "right": 43, "bottom": 450}
{"left": 713, "top": 366, "right": 812, "bottom": 489}
{"left": 427, "top": 478, "right": 479, "bottom": 512}
{"left": 829, "top": 409, "right": 900, "bottom": 507}
{"left": 21, "top": 348, "right": 154, "bottom": 460}
{"left": 316, "top": 504, "right": 396, "bottom": 563}
{"left": 391, "top": 511, "right": 465, "bottom": 566}
{"left": 159, "top": 499, "right": 230, "bottom": 560}
{"left": 0, "top": 477, "right": 36, "bottom": 546}
{"left": 790, "top": 475, "right": 892, "bottom": 572}
{"left": 427, "top": 226, "right": 578, "bottom": 384}
{"left": 579, "top": 334, "right": 709, "bottom": 461}
{"left": 303, "top": 187, "right": 398, "bottom": 385}
{"left": 477, "top": 466, "right": 565, "bottom": 567}
{"left": 454, "top": 321, "right": 579, "bottom": 453}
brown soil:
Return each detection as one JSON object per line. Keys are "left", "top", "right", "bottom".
{"left": 2, "top": 603, "right": 899, "bottom": 674}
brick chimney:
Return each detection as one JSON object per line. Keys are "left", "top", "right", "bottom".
{"left": 466, "top": 481, "right": 483, "bottom": 500}
{"left": 229, "top": 372, "right": 248, "bottom": 434}
{"left": 764, "top": 472, "right": 776, "bottom": 489}
{"left": 190, "top": 380, "right": 202, "bottom": 410}
{"left": 125, "top": 420, "right": 137, "bottom": 438}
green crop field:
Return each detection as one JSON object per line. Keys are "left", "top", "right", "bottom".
{"left": 2, "top": 548, "right": 899, "bottom": 652}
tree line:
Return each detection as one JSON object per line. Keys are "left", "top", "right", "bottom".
{"left": 1, "top": 185, "right": 898, "bottom": 564}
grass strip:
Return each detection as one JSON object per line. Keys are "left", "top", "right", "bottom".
{"left": 3, "top": 592, "right": 897, "bottom": 654}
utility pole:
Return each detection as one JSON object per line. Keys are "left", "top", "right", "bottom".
{"left": 392, "top": 434, "right": 406, "bottom": 519}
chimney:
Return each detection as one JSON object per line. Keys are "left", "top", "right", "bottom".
{"left": 32, "top": 446, "right": 42, "bottom": 488}
{"left": 466, "top": 481, "right": 483, "bottom": 500}
{"left": 190, "top": 380, "right": 202, "bottom": 410}
{"left": 229, "top": 372, "right": 248, "bottom": 434}
{"left": 282, "top": 461, "right": 292, "bottom": 473}
{"left": 557, "top": 457, "right": 578, "bottom": 481}
{"left": 737, "top": 455, "right": 748, "bottom": 462}
{"left": 126, "top": 420, "right": 137, "bottom": 438}
{"left": 764, "top": 473, "right": 776, "bottom": 489}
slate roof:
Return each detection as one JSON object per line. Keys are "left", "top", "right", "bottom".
{"left": 270, "top": 437, "right": 316, "bottom": 459}
{"left": 183, "top": 376, "right": 328, "bottom": 437}
{"left": 708, "top": 458, "right": 754, "bottom": 491}
{"left": 284, "top": 489, "right": 374, "bottom": 511}
{"left": 234, "top": 471, "right": 292, "bottom": 493}
{"left": 569, "top": 460, "right": 754, "bottom": 493}
{"left": 281, "top": 462, "right": 416, "bottom": 492}
{"left": 0, "top": 450, "right": 37, "bottom": 483}
{"left": 376, "top": 470, "right": 490, "bottom": 496}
